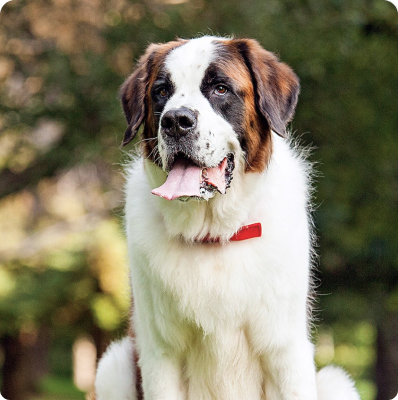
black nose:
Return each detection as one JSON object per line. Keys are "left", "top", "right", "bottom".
{"left": 161, "top": 107, "right": 197, "bottom": 138}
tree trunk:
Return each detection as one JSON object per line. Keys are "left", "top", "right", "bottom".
{"left": 1, "top": 335, "right": 28, "bottom": 400}
{"left": 1, "top": 327, "right": 50, "bottom": 400}
{"left": 376, "top": 312, "right": 398, "bottom": 400}
{"left": 25, "top": 326, "right": 50, "bottom": 393}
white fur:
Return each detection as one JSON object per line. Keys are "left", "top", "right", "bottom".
{"left": 95, "top": 36, "right": 360, "bottom": 400}
{"left": 95, "top": 337, "right": 136, "bottom": 400}
{"left": 316, "top": 366, "right": 361, "bottom": 400}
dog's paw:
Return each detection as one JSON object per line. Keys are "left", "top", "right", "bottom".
{"left": 95, "top": 337, "right": 137, "bottom": 400}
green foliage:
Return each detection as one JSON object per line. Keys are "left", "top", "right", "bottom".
{"left": 36, "top": 375, "right": 85, "bottom": 399}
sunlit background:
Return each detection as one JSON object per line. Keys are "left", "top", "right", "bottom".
{"left": 0, "top": 0, "right": 397, "bottom": 399}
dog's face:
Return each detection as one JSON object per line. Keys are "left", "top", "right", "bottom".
{"left": 121, "top": 36, "right": 299, "bottom": 199}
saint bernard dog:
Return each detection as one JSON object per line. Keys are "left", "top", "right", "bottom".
{"left": 94, "top": 36, "right": 361, "bottom": 400}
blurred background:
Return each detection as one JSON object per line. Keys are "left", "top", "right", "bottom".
{"left": 0, "top": 0, "right": 397, "bottom": 399}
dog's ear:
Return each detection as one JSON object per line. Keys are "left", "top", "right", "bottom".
{"left": 233, "top": 39, "right": 300, "bottom": 137}
{"left": 120, "top": 44, "right": 161, "bottom": 146}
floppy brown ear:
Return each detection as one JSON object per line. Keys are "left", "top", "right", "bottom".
{"left": 234, "top": 39, "right": 300, "bottom": 137}
{"left": 120, "top": 44, "right": 161, "bottom": 146}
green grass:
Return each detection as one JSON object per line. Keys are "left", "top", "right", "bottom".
{"left": 29, "top": 376, "right": 86, "bottom": 400}
{"left": 356, "top": 379, "right": 377, "bottom": 400}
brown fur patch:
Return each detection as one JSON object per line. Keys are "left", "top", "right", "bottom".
{"left": 212, "top": 38, "right": 300, "bottom": 172}
{"left": 128, "top": 297, "right": 144, "bottom": 400}
{"left": 230, "top": 38, "right": 300, "bottom": 137}
{"left": 120, "top": 40, "right": 187, "bottom": 162}
{"left": 132, "top": 343, "right": 144, "bottom": 400}
{"left": 214, "top": 40, "right": 273, "bottom": 173}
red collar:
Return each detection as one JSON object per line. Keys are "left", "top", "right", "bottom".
{"left": 198, "top": 223, "right": 262, "bottom": 243}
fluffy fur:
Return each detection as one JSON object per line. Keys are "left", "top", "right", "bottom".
{"left": 94, "top": 36, "right": 361, "bottom": 400}
{"left": 95, "top": 338, "right": 136, "bottom": 400}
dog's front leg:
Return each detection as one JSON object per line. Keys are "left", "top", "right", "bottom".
{"left": 134, "top": 301, "right": 187, "bottom": 400}
{"left": 139, "top": 348, "right": 186, "bottom": 400}
{"left": 262, "top": 338, "right": 318, "bottom": 400}
{"left": 131, "top": 253, "right": 188, "bottom": 400}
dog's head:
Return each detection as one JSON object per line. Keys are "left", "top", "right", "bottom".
{"left": 121, "top": 36, "right": 299, "bottom": 201}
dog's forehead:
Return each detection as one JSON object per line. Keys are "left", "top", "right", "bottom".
{"left": 164, "top": 37, "right": 222, "bottom": 89}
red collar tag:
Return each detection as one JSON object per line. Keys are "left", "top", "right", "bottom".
{"left": 199, "top": 223, "right": 262, "bottom": 243}
{"left": 230, "top": 222, "right": 262, "bottom": 241}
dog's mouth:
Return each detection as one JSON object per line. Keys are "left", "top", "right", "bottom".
{"left": 151, "top": 154, "right": 234, "bottom": 201}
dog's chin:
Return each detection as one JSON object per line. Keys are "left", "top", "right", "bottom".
{"left": 154, "top": 151, "right": 235, "bottom": 202}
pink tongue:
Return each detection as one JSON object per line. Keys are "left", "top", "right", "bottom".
{"left": 151, "top": 157, "right": 228, "bottom": 200}
{"left": 151, "top": 158, "right": 202, "bottom": 200}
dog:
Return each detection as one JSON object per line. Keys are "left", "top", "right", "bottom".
{"left": 94, "top": 36, "right": 361, "bottom": 400}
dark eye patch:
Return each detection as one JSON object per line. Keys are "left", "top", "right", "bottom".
{"left": 200, "top": 65, "right": 234, "bottom": 92}
{"left": 151, "top": 72, "right": 175, "bottom": 123}
{"left": 152, "top": 78, "right": 174, "bottom": 100}
{"left": 200, "top": 63, "right": 246, "bottom": 137}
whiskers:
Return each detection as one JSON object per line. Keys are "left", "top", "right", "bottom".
{"left": 135, "top": 137, "right": 158, "bottom": 146}
{"left": 131, "top": 136, "right": 162, "bottom": 166}
{"left": 147, "top": 144, "right": 161, "bottom": 165}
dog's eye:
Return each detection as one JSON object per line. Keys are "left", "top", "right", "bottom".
{"left": 214, "top": 85, "right": 228, "bottom": 96}
{"left": 159, "top": 88, "right": 169, "bottom": 98}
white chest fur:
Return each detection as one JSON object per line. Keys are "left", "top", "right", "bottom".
{"left": 124, "top": 135, "right": 313, "bottom": 399}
